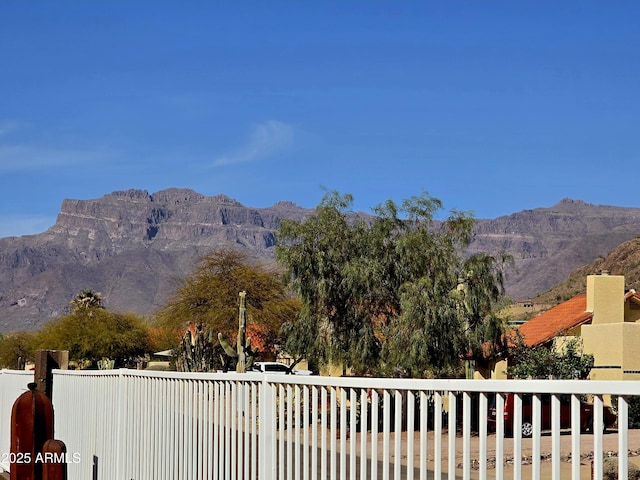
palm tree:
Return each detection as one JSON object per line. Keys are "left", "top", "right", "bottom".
{"left": 70, "top": 289, "right": 104, "bottom": 314}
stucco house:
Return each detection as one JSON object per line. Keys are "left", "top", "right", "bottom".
{"left": 475, "top": 272, "right": 640, "bottom": 381}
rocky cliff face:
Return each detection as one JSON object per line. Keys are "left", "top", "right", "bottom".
{"left": 1, "top": 192, "right": 640, "bottom": 332}
{"left": 47, "top": 188, "right": 304, "bottom": 252}
{"left": 0, "top": 189, "right": 309, "bottom": 331}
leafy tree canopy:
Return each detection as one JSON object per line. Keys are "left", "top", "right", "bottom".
{"left": 156, "top": 247, "right": 300, "bottom": 367}
{"left": 34, "top": 302, "right": 151, "bottom": 368}
{"left": 276, "top": 191, "right": 511, "bottom": 377}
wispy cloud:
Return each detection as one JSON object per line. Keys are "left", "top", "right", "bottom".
{"left": 0, "top": 145, "right": 112, "bottom": 173}
{"left": 213, "top": 120, "right": 294, "bottom": 167}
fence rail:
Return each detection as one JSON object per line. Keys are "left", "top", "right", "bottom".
{"left": 46, "top": 369, "right": 640, "bottom": 480}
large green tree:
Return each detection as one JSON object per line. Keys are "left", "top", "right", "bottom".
{"left": 276, "top": 191, "right": 510, "bottom": 377}
{"left": 34, "top": 296, "right": 151, "bottom": 368}
{"left": 156, "top": 247, "right": 300, "bottom": 370}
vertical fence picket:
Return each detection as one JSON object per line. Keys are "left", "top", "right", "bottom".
{"left": 169, "top": 377, "right": 177, "bottom": 479}
{"left": 448, "top": 391, "right": 456, "bottom": 480}
{"left": 278, "top": 383, "right": 285, "bottom": 479}
{"left": 419, "top": 391, "right": 428, "bottom": 480}
{"left": 251, "top": 382, "right": 258, "bottom": 480}
{"left": 359, "top": 387, "right": 368, "bottom": 480}
{"left": 311, "top": 385, "right": 319, "bottom": 480}
{"left": 434, "top": 391, "right": 443, "bottom": 479}
{"left": 532, "top": 393, "right": 541, "bottom": 479}
{"left": 394, "top": 390, "right": 402, "bottom": 480}
{"left": 513, "top": 392, "right": 522, "bottom": 480}
{"left": 478, "top": 392, "right": 488, "bottom": 480}
{"left": 371, "top": 388, "right": 379, "bottom": 480}
{"left": 214, "top": 380, "right": 221, "bottom": 480}
{"left": 244, "top": 382, "right": 250, "bottom": 480}
{"left": 593, "top": 394, "right": 604, "bottom": 479}
{"left": 303, "top": 385, "right": 310, "bottom": 480}
{"left": 383, "top": 389, "right": 391, "bottom": 480}
{"left": 349, "top": 387, "right": 357, "bottom": 480}
{"left": 295, "top": 384, "right": 301, "bottom": 480}
{"left": 619, "top": 395, "right": 629, "bottom": 480}
{"left": 231, "top": 381, "right": 237, "bottom": 480}
{"left": 463, "top": 391, "right": 471, "bottom": 480}
{"left": 495, "top": 393, "right": 504, "bottom": 480}
{"left": 571, "top": 394, "right": 581, "bottom": 479}
{"left": 320, "top": 386, "right": 327, "bottom": 480}
{"left": 551, "top": 393, "right": 561, "bottom": 479}
{"left": 287, "top": 384, "right": 294, "bottom": 480}
{"left": 407, "top": 390, "right": 415, "bottom": 480}
{"left": 330, "top": 387, "right": 337, "bottom": 480}
{"left": 340, "top": 387, "right": 347, "bottom": 480}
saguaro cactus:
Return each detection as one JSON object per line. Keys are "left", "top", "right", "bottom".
{"left": 218, "top": 291, "right": 258, "bottom": 372}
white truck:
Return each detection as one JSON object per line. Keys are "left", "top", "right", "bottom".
{"left": 249, "top": 361, "right": 313, "bottom": 375}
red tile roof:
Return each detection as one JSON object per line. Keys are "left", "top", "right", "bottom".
{"left": 517, "top": 294, "right": 592, "bottom": 347}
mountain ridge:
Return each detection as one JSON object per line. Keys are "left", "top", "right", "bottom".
{"left": 469, "top": 198, "right": 640, "bottom": 300}
{"left": 2, "top": 189, "right": 640, "bottom": 332}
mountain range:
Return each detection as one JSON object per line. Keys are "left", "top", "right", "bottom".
{"left": 1, "top": 188, "right": 640, "bottom": 332}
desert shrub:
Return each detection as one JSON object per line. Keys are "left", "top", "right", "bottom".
{"left": 603, "top": 457, "right": 640, "bottom": 479}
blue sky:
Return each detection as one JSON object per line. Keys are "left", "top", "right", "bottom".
{"left": 1, "top": 1, "right": 639, "bottom": 237}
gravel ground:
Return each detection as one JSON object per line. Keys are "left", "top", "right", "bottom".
{"left": 396, "top": 428, "right": 640, "bottom": 479}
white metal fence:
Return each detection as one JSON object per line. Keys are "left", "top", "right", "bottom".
{"left": 46, "top": 369, "right": 640, "bottom": 480}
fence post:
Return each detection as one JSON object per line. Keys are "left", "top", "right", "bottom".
{"left": 34, "top": 351, "right": 68, "bottom": 399}
{"left": 259, "top": 378, "right": 277, "bottom": 479}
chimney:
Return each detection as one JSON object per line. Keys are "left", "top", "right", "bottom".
{"left": 586, "top": 274, "right": 624, "bottom": 324}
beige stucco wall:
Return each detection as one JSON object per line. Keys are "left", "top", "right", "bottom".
{"left": 587, "top": 274, "right": 625, "bottom": 325}
{"left": 582, "top": 322, "right": 640, "bottom": 380}
{"left": 492, "top": 359, "right": 508, "bottom": 379}
{"left": 474, "top": 358, "right": 508, "bottom": 380}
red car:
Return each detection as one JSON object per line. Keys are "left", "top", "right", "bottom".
{"left": 488, "top": 393, "right": 617, "bottom": 437}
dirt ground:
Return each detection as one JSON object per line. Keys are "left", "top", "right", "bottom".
{"left": 311, "top": 428, "right": 640, "bottom": 479}
{"left": 386, "top": 429, "right": 640, "bottom": 479}
{"left": 303, "top": 428, "right": 640, "bottom": 479}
